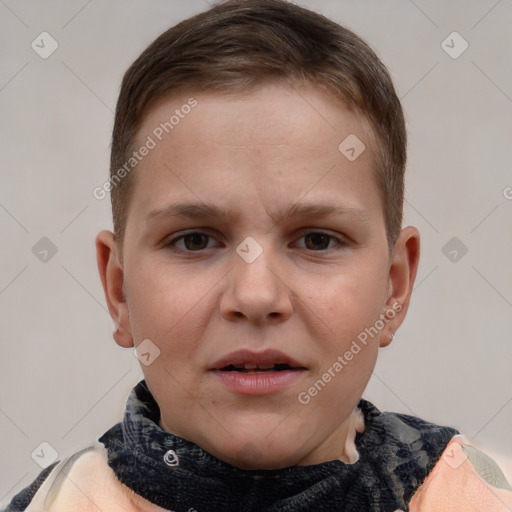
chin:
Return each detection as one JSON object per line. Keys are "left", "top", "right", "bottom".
{"left": 229, "top": 450, "right": 300, "bottom": 470}
{"left": 211, "top": 435, "right": 306, "bottom": 470}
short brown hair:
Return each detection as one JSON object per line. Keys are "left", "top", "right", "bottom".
{"left": 110, "top": 0, "right": 406, "bottom": 250}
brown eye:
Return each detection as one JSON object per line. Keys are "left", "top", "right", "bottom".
{"left": 292, "top": 231, "right": 344, "bottom": 251}
{"left": 166, "top": 231, "right": 218, "bottom": 253}
{"left": 182, "top": 233, "right": 210, "bottom": 251}
{"left": 304, "top": 232, "right": 332, "bottom": 250}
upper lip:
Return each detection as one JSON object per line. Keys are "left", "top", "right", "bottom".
{"left": 209, "top": 348, "right": 306, "bottom": 370}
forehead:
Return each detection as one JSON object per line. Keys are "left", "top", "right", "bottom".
{"left": 136, "top": 83, "right": 374, "bottom": 150}
{"left": 128, "top": 83, "right": 382, "bottom": 225}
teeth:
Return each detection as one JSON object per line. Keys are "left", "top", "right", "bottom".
{"left": 220, "top": 363, "right": 295, "bottom": 372}
{"left": 242, "top": 363, "right": 277, "bottom": 370}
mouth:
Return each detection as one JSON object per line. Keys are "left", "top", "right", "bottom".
{"left": 218, "top": 363, "right": 298, "bottom": 373}
{"left": 209, "top": 349, "right": 307, "bottom": 395}
{"left": 209, "top": 348, "right": 307, "bottom": 373}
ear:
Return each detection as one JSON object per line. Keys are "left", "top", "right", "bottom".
{"left": 379, "top": 226, "right": 420, "bottom": 347}
{"left": 96, "top": 230, "right": 134, "bottom": 348}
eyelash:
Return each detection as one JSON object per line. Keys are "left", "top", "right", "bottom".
{"left": 164, "top": 230, "right": 348, "bottom": 254}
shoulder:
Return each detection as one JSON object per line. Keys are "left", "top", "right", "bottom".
{"left": 1, "top": 444, "right": 166, "bottom": 512}
{"left": 402, "top": 435, "right": 512, "bottom": 511}
{"left": 1, "top": 461, "right": 59, "bottom": 512}
{"left": 357, "top": 400, "right": 512, "bottom": 510}
{"left": 1, "top": 446, "right": 99, "bottom": 512}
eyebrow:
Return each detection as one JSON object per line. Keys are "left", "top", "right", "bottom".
{"left": 145, "top": 201, "right": 370, "bottom": 225}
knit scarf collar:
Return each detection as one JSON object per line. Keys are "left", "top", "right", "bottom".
{"left": 99, "top": 380, "right": 458, "bottom": 512}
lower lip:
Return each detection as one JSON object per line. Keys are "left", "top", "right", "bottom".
{"left": 210, "top": 369, "right": 306, "bottom": 395}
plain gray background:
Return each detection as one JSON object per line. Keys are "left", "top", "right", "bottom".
{"left": 1, "top": 0, "right": 511, "bottom": 503}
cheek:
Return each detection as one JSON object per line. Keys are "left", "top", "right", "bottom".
{"left": 305, "top": 265, "right": 387, "bottom": 344}
{"left": 302, "top": 276, "right": 382, "bottom": 418}
{"left": 126, "top": 263, "right": 217, "bottom": 356}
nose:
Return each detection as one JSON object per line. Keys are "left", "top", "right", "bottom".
{"left": 220, "top": 242, "right": 293, "bottom": 325}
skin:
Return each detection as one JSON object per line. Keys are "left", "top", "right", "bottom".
{"left": 96, "top": 83, "right": 420, "bottom": 470}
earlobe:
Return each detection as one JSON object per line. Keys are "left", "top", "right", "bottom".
{"left": 380, "top": 226, "right": 420, "bottom": 347}
{"left": 96, "top": 230, "right": 134, "bottom": 348}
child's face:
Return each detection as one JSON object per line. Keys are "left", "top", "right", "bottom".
{"left": 97, "top": 83, "right": 419, "bottom": 469}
